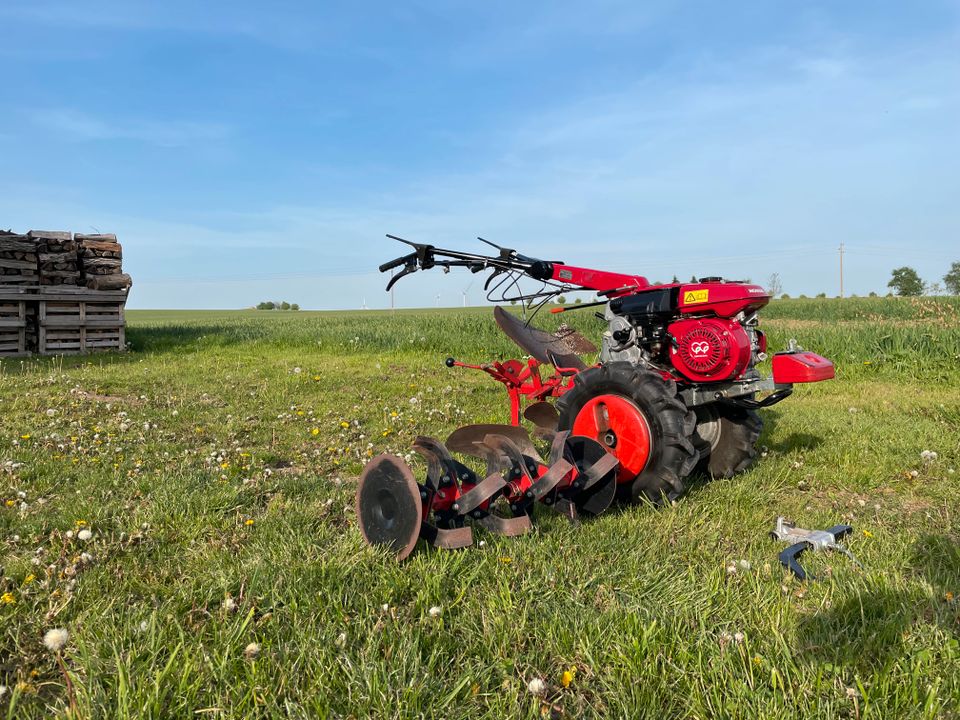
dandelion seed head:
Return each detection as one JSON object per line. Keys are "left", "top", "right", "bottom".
{"left": 244, "top": 642, "right": 260, "bottom": 659}
{"left": 77, "top": 529, "right": 92, "bottom": 542}
{"left": 428, "top": 605, "right": 442, "bottom": 618}
{"left": 527, "top": 678, "right": 546, "bottom": 696}
{"left": 43, "top": 628, "right": 69, "bottom": 652}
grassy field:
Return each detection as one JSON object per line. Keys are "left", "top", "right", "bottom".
{"left": 1, "top": 297, "right": 958, "bottom": 719}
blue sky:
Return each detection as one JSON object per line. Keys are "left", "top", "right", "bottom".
{"left": 1, "top": 0, "right": 958, "bottom": 309}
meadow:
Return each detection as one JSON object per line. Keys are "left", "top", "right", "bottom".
{"left": 1, "top": 296, "right": 958, "bottom": 719}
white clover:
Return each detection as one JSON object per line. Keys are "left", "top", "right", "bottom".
{"left": 77, "top": 529, "right": 92, "bottom": 542}
{"left": 738, "top": 559, "right": 752, "bottom": 571}
{"left": 46, "top": 409, "right": 56, "bottom": 417}
{"left": 428, "top": 605, "right": 442, "bottom": 618}
{"left": 733, "top": 632, "right": 745, "bottom": 643}
{"left": 293, "top": 367, "right": 302, "bottom": 374}
{"left": 527, "top": 677, "right": 546, "bottom": 695}
{"left": 65, "top": 530, "right": 74, "bottom": 539}
{"left": 43, "top": 628, "right": 69, "bottom": 652}
{"left": 381, "top": 603, "right": 390, "bottom": 612}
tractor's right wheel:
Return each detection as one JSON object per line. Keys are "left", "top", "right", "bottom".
{"left": 556, "top": 362, "right": 697, "bottom": 505}
{"left": 693, "top": 403, "right": 763, "bottom": 478}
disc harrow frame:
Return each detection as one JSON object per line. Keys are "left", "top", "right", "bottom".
{"left": 357, "top": 425, "right": 620, "bottom": 559}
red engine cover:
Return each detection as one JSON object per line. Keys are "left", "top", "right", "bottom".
{"left": 668, "top": 318, "right": 752, "bottom": 382}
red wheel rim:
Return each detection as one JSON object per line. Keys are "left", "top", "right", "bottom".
{"left": 571, "top": 395, "right": 652, "bottom": 482}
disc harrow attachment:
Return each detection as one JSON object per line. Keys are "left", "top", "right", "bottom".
{"left": 356, "top": 424, "right": 620, "bottom": 559}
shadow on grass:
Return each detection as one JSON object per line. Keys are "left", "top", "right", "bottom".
{"left": 797, "top": 535, "right": 960, "bottom": 674}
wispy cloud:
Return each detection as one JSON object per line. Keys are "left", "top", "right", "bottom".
{"left": 32, "top": 109, "right": 229, "bottom": 148}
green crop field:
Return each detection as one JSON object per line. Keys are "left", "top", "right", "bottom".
{"left": 1, "top": 297, "right": 958, "bottom": 719}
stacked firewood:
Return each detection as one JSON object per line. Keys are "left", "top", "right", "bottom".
{"left": 29, "top": 230, "right": 82, "bottom": 286}
{"left": 76, "top": 234, "right": 132, "bottom": 290}
{"left": 0, "top": 231, "right": 40, "bottom": 285}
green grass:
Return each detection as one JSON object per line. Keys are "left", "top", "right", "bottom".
{"left": 1, "top": 297, "right": 958, "bottom": 718}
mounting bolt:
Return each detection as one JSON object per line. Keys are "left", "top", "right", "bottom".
{"left": 545, "top": 498, "right": 553, "bottom": 505}
{"left": 452, "top": 503, "right": 459, "bottom": 512}
{"left": 420, "top": 490, "right": 428, "bottom": 498}
{"left": 526, "top": 491, "right": 534, "bottom": 498}
{"left": 510, "top": 504, "right": 518, "bottom": 511}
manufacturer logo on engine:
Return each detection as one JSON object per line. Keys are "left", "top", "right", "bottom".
{"left": 690, "top": 340, "right": 711, "bottom": 356}
{"left": 683, "top": 289, "right": 709, "bottom": 304}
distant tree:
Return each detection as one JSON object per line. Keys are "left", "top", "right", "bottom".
{"left": 944, "top": 261, "right": 960, "bottom": 294}
{"left": 671, "top": 275, "right": 679, "bottom": 284}
{"left": 291, "top": 303, "right": 300, "bottom": 311}
{"left": 258, "top": 301, "right": 275, "bottom": 310}
{"left": 574, "top": 297, "right": 582, "bottom": 304}
{"left": 816, "top": 292, "right": 826, "bottom": 298}
{"left": 280, "top": 301, "right": 291, "bottom": 310}
{"left": 888, "top": 266, "right": 923, "bottom": 296}
{"left": 868, "top": 291, "right": 878, "bottom": 297}
{"left": 799, "top": 294, "right": 808, "bottom": 299}
{"left": 767, "top": 272, "right": 783, "bottom": 297}
{"left": 556, "top": 296, "right": 566, "bottom": 305}
{"left": 781, "top": 293, "right": 790, "bottom": 299}
{"left": 690, "top": 275, "right": 698, "bottom": 283}
{"left": 925, "top": 281, "right": 944, "bottom": 296}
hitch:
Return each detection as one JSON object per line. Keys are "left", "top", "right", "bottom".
{"left": 770, "top": 516, "right": 861, "bottom": 581}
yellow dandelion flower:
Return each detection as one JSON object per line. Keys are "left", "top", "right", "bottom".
{"left": 4, "top": 499, "right": 14, "bottom": 508}
{"left": 75, "top": 519, "right": 87, "bottom": 527}
{"left": 245, "top": 519, "right": 255, "bottom": 526}
{"left": 1, "top": 592, "right": 15, "bottom": 605}
{"left": 296, "top": 410, "right": 305, "bottom": 416}
{"left": 240, "top": 452, "right": 250, "bottom": 458}
{"left": 390, "top": 411, "right": 399, "bottom": 418}
{"left": 339, "top": 421, "right": 350, "bottom": 429}
{"left": 946, "top": 592, "right": 954, "bottom": 601}
{"left": 24, "top": 574, "right": 35, "bottom": 584}
{"left": 20, "top": 434, "right": 31, "bottom": 440}
{"left": 311, "top": 428, "right": 320, "bottom": 436}
{"left": 220, "top": 462, "right": 230, "bottom": 469}
{"left": 862, "top": 530, "right": 874, "bottom": 538}
{"left": 313, "top": 375, "right": 321, "bottom": 382}
{"left": 382, "top": 430, "right": 391, "bottom": 437}
{"left": 753, "top": 655, "right": 762, "bottom": 666}
{"left": 499, "top": 557, "right": 512, "bottom": 564}
{"left": 561, "top": 668, "right": 576, "bottom": 688}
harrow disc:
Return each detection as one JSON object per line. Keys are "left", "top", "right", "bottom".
{"left": 566, "top": 436, "right": 619, "bottom": 516}
{"left": 356, "top": 454, "right": 423, "bottom": 560}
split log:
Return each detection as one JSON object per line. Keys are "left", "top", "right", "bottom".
{"left": 86, "top": 273, "right": 132, "bottom": 291}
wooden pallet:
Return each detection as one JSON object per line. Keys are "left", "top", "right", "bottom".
{"left": 37, "top": 297, "right": 126, "bottom": 355}
{"left": 0, "top": 300, "right": 28, "bottom": 356}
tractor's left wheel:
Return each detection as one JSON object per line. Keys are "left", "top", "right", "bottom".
{"left": 693, "top": 403, "right": 763, "bottom": 478}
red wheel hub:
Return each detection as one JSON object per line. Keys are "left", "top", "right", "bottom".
{"left": 571, "top": 395, "right": 652, "bottom": 483}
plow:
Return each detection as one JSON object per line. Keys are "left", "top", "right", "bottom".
{"left": 357, "top": 237, "right": 835, "bottom": 559}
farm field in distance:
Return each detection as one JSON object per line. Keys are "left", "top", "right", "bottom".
{"left": 1, "top": 297, "right": 959, "bottom": 719}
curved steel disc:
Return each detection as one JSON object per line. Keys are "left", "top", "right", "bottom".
{"left": 566, "top": 436, "right": 618, "bottom": 516}
{"left": 524, "top": 401, "right": 560, "bottom": 433}
{"left": 445, "top": 424, "right": 542, "bottom": 462}
{"left": 356, "top": 454, "right": 422, "bottom": 560}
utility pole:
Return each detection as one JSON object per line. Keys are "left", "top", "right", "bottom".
{"left": 839, "top": 242, "right": 845, "bottom": 298}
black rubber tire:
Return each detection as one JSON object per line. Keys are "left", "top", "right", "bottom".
{"left": 694, "top": 403, "right": 763, "bottom": 478}
{"left": 556, "top": 362, "right": 697, "bottom": 504}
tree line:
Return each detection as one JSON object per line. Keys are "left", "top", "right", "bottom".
{"left": 256, "top": 301, "right": 300, "bottom": 310}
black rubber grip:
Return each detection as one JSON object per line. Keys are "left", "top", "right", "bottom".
{"left": 379, "top": 252, "right": 416, "bottom": 273}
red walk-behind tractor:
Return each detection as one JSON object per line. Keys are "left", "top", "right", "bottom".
{"left": 357, "top": 237, "right": 834, "bottom": 559}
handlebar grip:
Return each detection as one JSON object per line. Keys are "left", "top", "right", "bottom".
{"left": 379, "top": 252, "right": 416, "bottom": 273}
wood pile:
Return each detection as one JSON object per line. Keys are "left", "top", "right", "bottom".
{"left": 0, "top": 228, "right": 131, "bottom": 357}
{"left": 76, "top": 233, "right": 132, "bottom": 291}
{"left": 29, "top": 230, "right": 82, "bottom": 286}
{"left": 0, "top": 231, "right": 40, "bottom": 285}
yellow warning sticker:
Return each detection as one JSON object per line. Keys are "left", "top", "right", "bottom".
{"left": 683, "top": 289, "right": 709, "bottom": 304}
